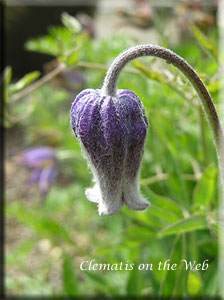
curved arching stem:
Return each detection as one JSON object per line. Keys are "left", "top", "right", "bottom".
{"left": 101, "top": 44, "right": 224, "bottom": 189}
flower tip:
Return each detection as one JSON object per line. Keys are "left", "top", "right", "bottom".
{"left": 98, "top": 201, "right": 123, "bottom": 216}
{"left": 126, "top": 199, "right": 149, "bottom": 211}
{"left": 85, "top": 186, "right": 99, "bottom": 203}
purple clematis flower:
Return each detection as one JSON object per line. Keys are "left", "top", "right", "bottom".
{"left": 20, "top": 147, "right": 57, "bottom": 198}
{"left": 70, "top": 88, "right": 149, "bottom": 215}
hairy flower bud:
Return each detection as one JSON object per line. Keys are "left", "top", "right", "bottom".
{"left": 70, "top": 88, "right": 149, "bottom": 215}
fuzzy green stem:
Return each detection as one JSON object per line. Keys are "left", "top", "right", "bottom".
{"left": 199, "top": 107, "right": 209, "bottom": 168}
{"left": 101, "top": 44, "right": 224, "bottom": 189}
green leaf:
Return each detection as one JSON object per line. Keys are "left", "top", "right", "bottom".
{"left": 25, "top": 24, "right": 80, "bottom": 57}
{"left": 207, "top": 80, "right": 224, "bottom": 94}
{"left": 172, "top": 258, "right": 188, "bottom": 297}
{"left": 61, "top": 12, "right": 82, "bottom": 33}
{"left": 198, "top": 240, "right": 217, "bottom": 256}
{"left": 124, "top": 227, "right": 156, "bottom": 242}
{"left": 83, "top": 271, "right": 116, "bottom": 295}
{"left": 6, "top": 239, "right": 37, "bottom": 265}
{"left": 204, "top": 262, "right": 218, "bottom": 296}
{"left": 59, "top": 50, "right": 79, "bottom": 67}
{"left": 84, "top": 271, "right": 106, "bottom": 286}
{"left": 122, "top": 207, "right": 165, "bottom": 229}
{"left": 66, "top": 50, "right": 79, "bottom": 66}
{"left": 149, "top": 205, "right": 180, "bottom": 223}
{"left": 3, "top": 66, "right": 12, "bottom": 101}
{"left": 151, "top": 112, "right": 190, "bottom": 203}
{"left": 9, "top": 71, "right": 40, "bottom": 93}
{"left": 187, "top": 271, "right": 202, "bottom": 296}
{"left": 159, "top": 235, "right": 182, "bottom": 296}
{"left": 193, "top": 165, "right": 217, "bottom": 212}
{"left": 6, "top": 202, "right": 74, "bottom": 245}
{"left": 126, "top": 264, "right": 142, "bottom": 296}
{"left": 133, "top": 60, "right": 166, "bottom": 83}
{"left": 25, "top": 36, "right": 60, "bottom": 56}
{"left": 158, "top": 215, "right": 207, "bottom": 237}
{"left": 4, "top": 66, "right": 12, "bottom": 85}
{"left": 145, "top": 188, "right": 183, "bottom": 218}
{"left": 63, "top": 253, "right": 80, "bottom": 296}
{"left": 191, "top": 25, "right": 218, "bottom": 61}
{"left": 140, "top": 188, "right": 183, "bottom": 224}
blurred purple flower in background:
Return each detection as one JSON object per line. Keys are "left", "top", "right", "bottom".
{"left": 20, "top": 147, "right": 57, "bottom": 198}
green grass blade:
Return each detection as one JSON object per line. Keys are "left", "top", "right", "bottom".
{"left": 63, "top": 253, "right": 80, "bottom": 296}
{"left": 158, "top": 215, "right": 207, "bottom": 237}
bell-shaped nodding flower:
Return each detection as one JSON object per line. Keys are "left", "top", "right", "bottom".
{"left": 70, "top": 88, "right": 149, "bottom": 215}
{"left": 70, "top": 44, "right": 224, "bottom": 215}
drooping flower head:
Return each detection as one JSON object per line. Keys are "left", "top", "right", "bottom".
{"left": 70, "top": 88, "right": 149, "bottom": 215}
{"left": 70, "top": 44, "right": 224, "bottom": 217}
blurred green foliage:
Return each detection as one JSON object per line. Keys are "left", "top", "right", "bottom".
{"left": 5, "top": 11, "right": 222, "bottom": 298}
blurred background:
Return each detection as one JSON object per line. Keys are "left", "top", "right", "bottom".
{"left": 3, "top": 0, "right": 224, "bottom": 297}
